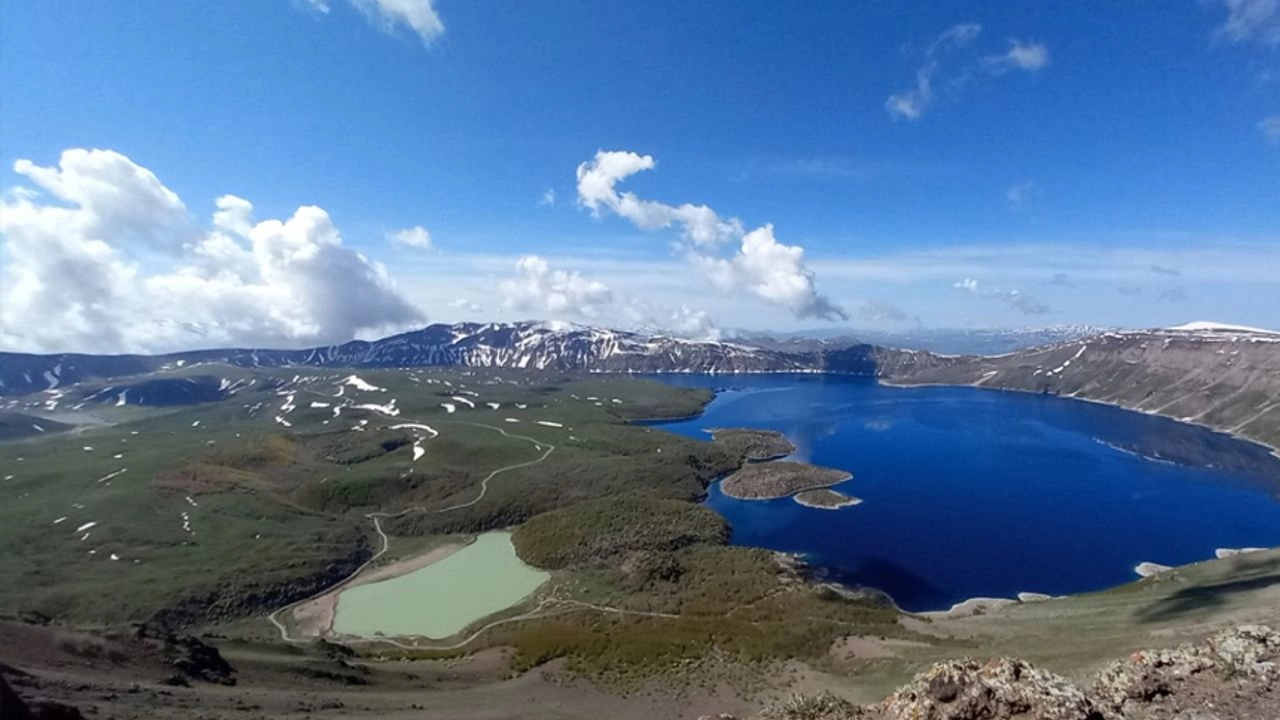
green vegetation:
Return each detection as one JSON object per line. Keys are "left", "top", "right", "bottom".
{"left": 500, "top": 545, "right": 903, "bottom": 682}
{"left": 721, "top": 461, "right": 853, "bottom": 500}
{"left": 0, "top": 365, "right": 732, "bottom": 628}
{"left": 710, "top": 427, "right": 796, "bottom": 461}
{"left": 794, "top": 488, "right": 861, "bottom": 509}
{"left": 511, "top": 496, "right": 729, "bottom": 569}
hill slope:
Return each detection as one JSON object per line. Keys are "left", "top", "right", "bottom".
{"left": 880, "top": 326, "right": 1280, "bottom": 451}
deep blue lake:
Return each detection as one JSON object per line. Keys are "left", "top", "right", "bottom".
{"left": 650, "top": 374, "right": 1280, "bottom": 612}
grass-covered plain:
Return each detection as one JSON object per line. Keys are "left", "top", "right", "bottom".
{"left": 0, "top": 365, "right": 723, "bottom": 626}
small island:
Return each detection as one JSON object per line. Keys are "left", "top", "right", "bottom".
{"left": 793, "top": 488, "right": 862, "bottom": 510}
{"left": 709, "top": 427, "right": 796, "bottom": 461}
{"left": 721, "top": 460, "right": 853, "bottom": 500}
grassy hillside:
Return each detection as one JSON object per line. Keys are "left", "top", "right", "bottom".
{"left": 0, "top": 365, "right": 725, "bottom": 626}
{"left": 511, "top": 496, "right": 729, "bottom": 569}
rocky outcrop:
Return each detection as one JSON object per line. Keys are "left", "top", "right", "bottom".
{"left": 0, "top": 674, "right": 86, "bottom": 720}
{"left": 714, "top": 625, "right": 1280, "bottom": 720}
{"left": 880, "top": 658, "right": 1102, "bottom": 720}
{"left": 1091, "top": 625, "right": 1280, "bottom": 719}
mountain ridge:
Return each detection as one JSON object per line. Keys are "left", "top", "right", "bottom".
{"left": 3, "top": 320, "right": 1279, "bottom": 454}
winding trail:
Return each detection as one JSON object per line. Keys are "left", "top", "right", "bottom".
{"left": 266, "top": 419, "right": 556, "bottom": 644}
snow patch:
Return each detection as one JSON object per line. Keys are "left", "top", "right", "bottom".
{"left": 341, "top": 375, "right": 385, "bottom": 392}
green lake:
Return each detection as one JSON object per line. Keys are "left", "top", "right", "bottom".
{"left": 332, "top": 531, "right": 549, "bottom": 639}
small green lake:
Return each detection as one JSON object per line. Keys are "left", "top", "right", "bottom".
{"left": 332, "top": 531, "right": 548, "bottom": 639}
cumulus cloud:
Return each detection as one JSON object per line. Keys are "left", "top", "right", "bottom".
{"left": 389, "top": 225, "right": 433, "bottom": 249}
{"left": 953, "top": 277, "right": 1051, "bottom": 315}
{"left": 1213, "top": 0, "right": 1280, "bottom": 45}
{"left": 539, "top": 189, "right": 556, "bottom": 207}
{"left": 886, "top": 24, "right": 1047, "bottom": 120}
{"left": 577, "top": 150, "right": 741, "bottom": 247}
{"left": 690, "top": 226, "right": 847, "bottom": 320}
{"left": 499, "top": 255, "right": 613, "bottom": 319}
{"left": 0, "top": 148, "right": 423, "bottom": 354}
{"left": 1260, "top": 116, "right": 1280, "bottom": 144}
{"left": 575, "top": 150, "right": 844, "bottom": 320}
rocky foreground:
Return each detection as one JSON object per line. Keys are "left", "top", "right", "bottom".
{"left": 711, "top": 625, "right": 1280, "bottom": 720}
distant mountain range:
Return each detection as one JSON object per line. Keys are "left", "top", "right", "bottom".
{"left": 2, "top": 320, "right": 1278, "bottom": 453}
{"left": 728, "top": 324, "right": 1108, "bottom": 355}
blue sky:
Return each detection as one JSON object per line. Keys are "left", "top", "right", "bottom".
{"left": 1, "top": 1, "right": 1278, "bottom": 352}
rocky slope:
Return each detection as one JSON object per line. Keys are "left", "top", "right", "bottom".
{"left": 717, "top": 625, "right": 1280, "bottom": 720}
{"left": 881, "top": 326, "right": 1280, "bottom": 452}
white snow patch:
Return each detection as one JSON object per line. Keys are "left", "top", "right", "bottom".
{"left": 310, "top": 401, "right": 330, "bottom": 408}
{"left": 274, "top": 415, "right": 293, "bottom": 427}
{"left": 53, "top": 516, "right": 67, "bottom": 525}
{"left": 1168, "top": 321, "right": 1280, "bottom": 334}
{"left": 115, "top": 390, "right": 128, "bottom": 406}
{"left": 451, "top": 396, "right": 476, "bottom": 408}
{"left": 96, "top": 469, "right": 126, "bottom": 484}
{"left": 341, "top": 375, "right": 385, "bottom": 392}
{"left": 82, "top": 446, "right": 94, "bottom": 451}
{"left": 75, "top": 521, "right": 97, "bottom": 533}
{"left": 110, "top": 553, "right": 120, "bottom": 561}
{"left": 412, "top": 444, "right": 425, "bottom": 461}
{"left": 485, "top": 402, "right": 500, "bottom": 410}
{"left": 441, "top": 403, "right": 456, "bottom": 413}
{"left": 504, "top": 418, "right": 520, "bottom": 423}
{"left": 536, "top": 421, "right": 564, "bottom": 428}
{"left": 354, "top": 399, "right": 399, "bottom": 416}
{"left": 32, "top": 424, "right": 45, "bottom": 432}
{"left": 389, "top": 422, "right": 439, "bottom": 438}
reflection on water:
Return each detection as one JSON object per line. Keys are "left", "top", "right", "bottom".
{"left": 650, "top": 374, "right": 1280, "bottom": 611}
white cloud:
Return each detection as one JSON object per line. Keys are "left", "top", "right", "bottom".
{"left": 447, "top": 297, "right": 483, "bottom": 313}
{"left": 576, "top": 150, "right": 741, "bottom": 247}
{"left": 886, "top": 25, "right": 1047, "bottom": 121}
{"left": 575, "top": 150, "right": 843, "bottom": 320}
{"left": 953, "top": 277, "right": 1051, "bottom": 315}
{"left": 389, "top": 225, "right": 433, "bottom": 249}
{"left": 350, "top": 0, "right": 443, "bottom": 43}
{"left": 0, "top": 148, "right": 423, "bottom": 354}
{"left": 1214, "top": 0, "right": 1280, "bottom": 45}
{"left": 622, "top": 299, "right": 721, "bottom": 340}
{"left": 691, "top": 226, "right": 846, "bottom": 320}
{"left": 985, "top": 39, "right": 1050, "bottom": 73}
{"left": 1005, "top": 181, "right": 1039, "bottom": 206}
{"left": 539, "top": 189, "right": 556, "bottom": 207}
{"left": 1260, "top": 116, "right": 1280, "bottom": 143}
{"left": 854, "top": 300, "right": 911, "bottom": 323}
{"left": 499, "top": 255, "right": 613, "bottom": 319}
{"left": 886, "top": 23, "right": 982, "bottom": 121}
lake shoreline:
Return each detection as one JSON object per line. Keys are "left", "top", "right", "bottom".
{"left": 879, "top": 377, "right": 1280, "bottom": 458}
